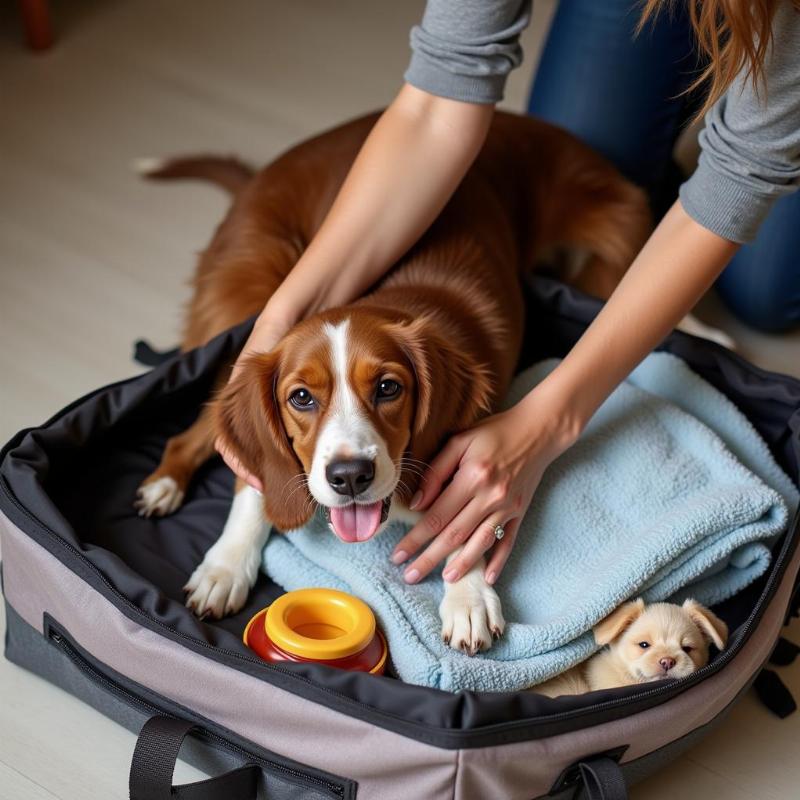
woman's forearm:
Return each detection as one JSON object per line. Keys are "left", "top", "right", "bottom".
{"left": 262, "top": 84, "right": 494, "bottom": 328}
{"left": 528, "top": 200, "right": 740, "bottom": 443}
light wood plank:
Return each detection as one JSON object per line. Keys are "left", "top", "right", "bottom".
{"left": 0, "top": 762, "right": 61, "bottom": 800}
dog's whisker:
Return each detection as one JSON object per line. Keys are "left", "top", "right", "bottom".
{"left": 281, "top": 472, "right": 308, "bottom": 491}
{"left": 282, "top": 474, "right": 309, "bottom": 493}
{"left": 397, "top": 464, "right": 427, "bottom": 479}
{"left": 282, "top": 478, "right": 310, "bottom": 505}
{"left": 282, "top": 486, "right": 307, "bottom": 503}
{"left": 395, "top": 459, "right": 426, "bottom": 478}
{"left": 400, "top": 456, "right": 430, "bottom": 470}
{"left": 397, "top": 458, "right": 425, "bottom": 471}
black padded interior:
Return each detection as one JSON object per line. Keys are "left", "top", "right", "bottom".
{"left": 4, "top": 278, "right": 799, "bottom": 732}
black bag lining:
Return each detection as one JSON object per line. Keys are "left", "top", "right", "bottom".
{"left": 2, "top": 277, "right": 799, "bottom": 745}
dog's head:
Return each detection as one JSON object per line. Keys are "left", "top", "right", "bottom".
{"left": 594, "top": 598, "right": 728, "bottom": 682}
{"left": 214, "top": 308, "right": 493, "bottom": 540}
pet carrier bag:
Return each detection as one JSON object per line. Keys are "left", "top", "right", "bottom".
{"left": 2, "top": 277, "right": 799, "bottom": 800}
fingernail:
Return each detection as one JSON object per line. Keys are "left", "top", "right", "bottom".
{"left": 404, "top": 568, "right": 420, "bottom": 584}
{"left": 391, "top": 550, "right": 408, "bottom": 565}
{"left": 442, "top": 567, "right": 458, "bottom": 582}
{"left": 409, "top": 491, "right": 422, "bottom": 511}
{"left": 486, "top": 570, "right": 497, "bottom": 585}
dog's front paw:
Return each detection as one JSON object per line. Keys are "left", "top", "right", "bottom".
{"left": 439, "top": 576, "right": 505, "bottom": 656}
{"left": 134, "top": 476, "right": 184, "bottom": 518}
{"left": 183, "top": 549, "right": 260, "bottom": 619}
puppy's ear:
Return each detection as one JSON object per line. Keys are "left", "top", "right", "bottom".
{"left": 594, "top": 598, "right": 646, "bottom": 646}
{"left": 388, "top": 315, "right": 494, "bottom": 470}
{"left": 213, "top": 350, "right": 313, "bottom": 531}
{"left": 683, "top": 599, "right": 728, "bottom": 650}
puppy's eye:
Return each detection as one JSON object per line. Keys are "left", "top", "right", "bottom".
{"left": 638, "top": 641, "right": 650, "bottom": 649}
{"left": 376, "top": 379, "right": 401, "bottom": 402}
{"left": 289, "top": 388, "right": 315, "bottom": 410}
{"left": 682, "top": 645, "right": 694, "bottom": 654}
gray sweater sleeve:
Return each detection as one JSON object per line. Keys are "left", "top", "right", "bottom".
{"left": 404, "top": 0, "right": 531, "bottom": 104}
{"left": 680, "top": 2, "right": 800, "bottom": 243}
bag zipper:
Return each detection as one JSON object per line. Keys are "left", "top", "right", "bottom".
{"left": 4, "top": 468, "right": 799, "bottom": 745}
{"left": 47, "top": 624, "right": 347, "bottom": 798}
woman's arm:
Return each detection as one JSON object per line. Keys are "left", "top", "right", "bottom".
{"left": 219, "top": 84, "right": 494, "bottom": 488}
{"left": 255, "top": 84, "right": 493, "bottom": 336}
{"left": 538, "top": 199, "right": 739, "bottom": 432}
{"left": 394, "top": 200, "right": 740, "bottom": 584}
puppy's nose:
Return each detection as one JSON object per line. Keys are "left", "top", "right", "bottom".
{"left": 326, "top": 458, "right": 375, "bottom": 497}
{"left": 659, "top": 657, "right": 676, "bottom": 672}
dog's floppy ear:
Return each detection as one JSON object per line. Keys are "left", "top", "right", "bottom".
{"left": 683, "top": 599, "right": 728, "bottom": 650}
{"left": 213, "top": 349, "right": 313, "bottom": 531}
{"left": 594, "top": 598, "right": 646, "bottom": 646}
{"left": 388, "top": 315, "right": 494, "bottom": 471}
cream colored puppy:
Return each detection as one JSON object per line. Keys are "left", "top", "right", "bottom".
{"left": 534, "top": 598, "right": 728, "bottom": 698}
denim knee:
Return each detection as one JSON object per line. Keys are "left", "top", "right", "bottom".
{"left": 715, "top": 192, "right": 800, "bottom": 333}
{"left": 717, "top": 253, "right": 800, "bottom": 333}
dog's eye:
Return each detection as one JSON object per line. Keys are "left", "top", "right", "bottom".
{"left": 376, "top": 379, "right": 401, "bottom": 402}
{"left": 638, "top": 641, "right": 650, "bottom": 649}
{"left": 289, "top": 388, "right": 315, "bottom": 410}
{"left": 682, "top": 645, "right": 694, "bottom": 654}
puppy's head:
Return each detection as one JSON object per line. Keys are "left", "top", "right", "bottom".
{"left": 594, "top": 598, "right": 728, "bottom": 683}
{"left": 214, "top": 309, "right": 492, "bottom": 539}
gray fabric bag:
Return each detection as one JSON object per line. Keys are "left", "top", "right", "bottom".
{"left": 2, "top": 278, "right": 799, "bottom": 800}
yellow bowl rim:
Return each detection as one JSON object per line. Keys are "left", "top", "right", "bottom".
{"left": 369, "top": 629, "right": 388, "bottom": 674}
{"left": 264, "top": 588, "right": 377, "bottom": 660}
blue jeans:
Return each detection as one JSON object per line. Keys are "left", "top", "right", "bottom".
{"left": 527, "top": 0, "right": 800, "bottom": 332}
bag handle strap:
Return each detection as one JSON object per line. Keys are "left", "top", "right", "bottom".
{"left": 575, "top": 756, "right": 628, "bottom": 799}
{"left": 129, "top": 716, "right": 259, "bottom": 800}
{"left": 754, "top": 669, "right": 798, "bottom": 719}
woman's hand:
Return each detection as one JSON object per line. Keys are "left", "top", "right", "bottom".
{"left": 214, "top": 305, "right": 294, "bottom": 491}
{"left": 391, "top": 384, "right": 581, "bottom": 586}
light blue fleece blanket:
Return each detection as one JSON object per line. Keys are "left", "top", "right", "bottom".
{"left": 261, "top": 352, "right": 797, "bottom": 693}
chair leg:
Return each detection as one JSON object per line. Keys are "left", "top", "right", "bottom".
{"left": 19, "top": 0, "right": 54, "bottom": 51}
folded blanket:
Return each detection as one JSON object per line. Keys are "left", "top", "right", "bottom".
{"left": 262, "top": 352, "right": 798, "bottom": 692}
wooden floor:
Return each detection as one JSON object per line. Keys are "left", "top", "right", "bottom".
{"left": 1, "top": 2, "right": 799, "bottom": 798}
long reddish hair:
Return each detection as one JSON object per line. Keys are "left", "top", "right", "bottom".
{"left": 639, "top": 0, "right": 798, "bottom": 118}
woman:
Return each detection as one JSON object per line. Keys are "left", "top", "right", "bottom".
{"left": 219, "top": 0, "right": 800, "bottom": 588}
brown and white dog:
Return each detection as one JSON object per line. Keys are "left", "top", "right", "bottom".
{"left": 133, "top": 111, "right": 654, "bottom": 654}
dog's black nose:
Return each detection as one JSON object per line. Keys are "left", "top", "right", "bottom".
{"left": 659, "top": 657, "right": 676, "bottom": 672}
{"left": 326, "top": 459, "right": 375, "bottom": 497}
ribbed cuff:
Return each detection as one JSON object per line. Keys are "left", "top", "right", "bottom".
{"left": 679, "top": 158, "right": 777, "bottom": 244}
{"left": 404, "top": 52, "right": 504, "bottom": 105}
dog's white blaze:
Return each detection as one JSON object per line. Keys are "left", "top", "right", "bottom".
{"left": 329, "top": 318, "right": 357, "bottom": 417}
{"left": 307, "top": 320, "right": 397, "bottom": 507}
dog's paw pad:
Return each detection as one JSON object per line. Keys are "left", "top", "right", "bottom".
{"left": 134, "top": 476, "right": 184, "bottom": 518}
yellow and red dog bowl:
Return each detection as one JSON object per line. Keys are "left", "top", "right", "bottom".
{"left": 243, "top": 588, "right": 387, "bottom": 675}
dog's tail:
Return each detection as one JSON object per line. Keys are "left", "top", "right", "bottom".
{"left": 132, "top": 155, "right": 255, "bottom": 196}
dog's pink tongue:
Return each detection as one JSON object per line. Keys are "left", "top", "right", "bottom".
{"left": 329, "top": 502, "right": 383, "bottom": 543}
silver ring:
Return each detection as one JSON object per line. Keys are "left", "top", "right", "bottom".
{"left": 493, "top": 524, "right": 505, "bottom": 541}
